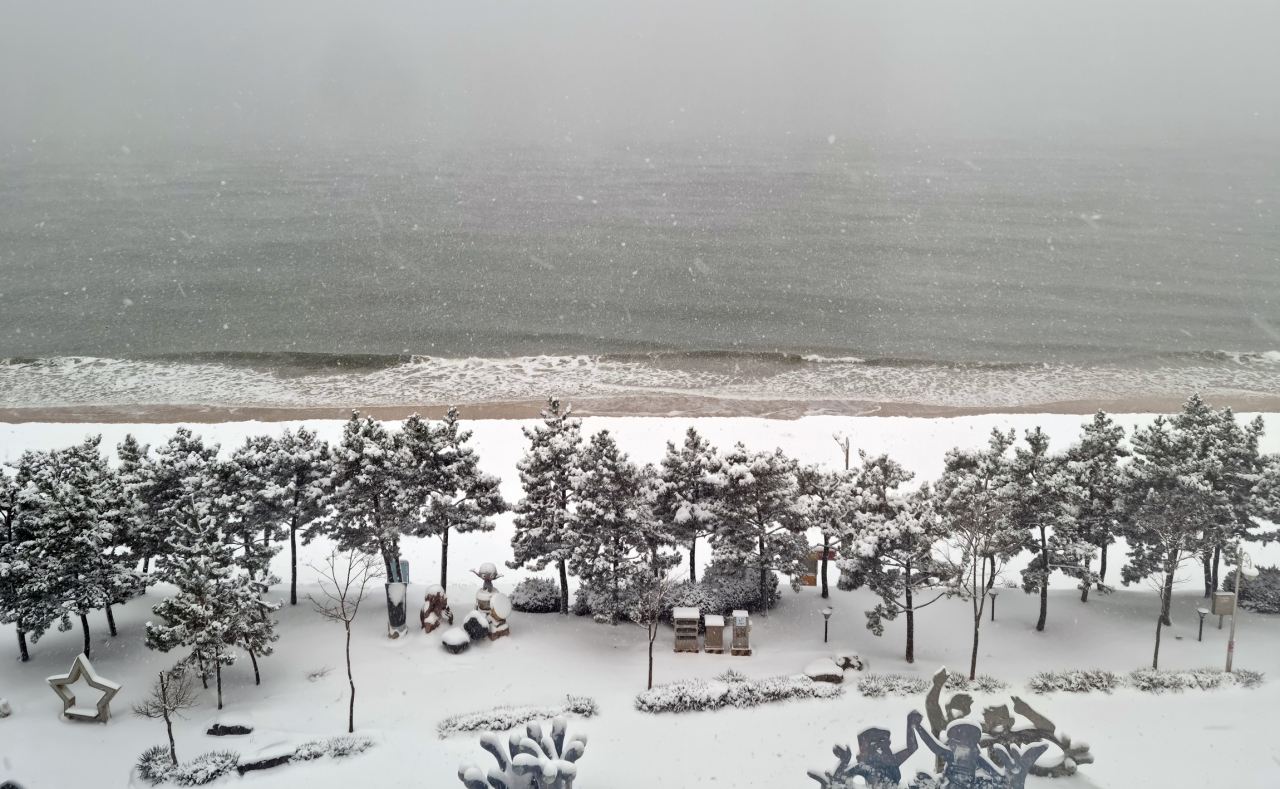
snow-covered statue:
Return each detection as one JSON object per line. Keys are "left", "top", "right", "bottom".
{"left": 470, "top": 563, "right": 511, "bottom": 641}
{"left": 808, "top": 712, "right": 921, "bottom": 789}
{"left": 473, "top": 563, "right": 503, "bottom": 611}
{"left": 458, "top": 716, "right": 586, "bottom": 789}
{"left": 421, "top": 584, "right": 455, "bottom": 634}
{"left": 910, "top": 718, "right": 1001, "bottom": 789}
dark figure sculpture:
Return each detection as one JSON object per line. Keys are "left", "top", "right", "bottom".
{"left": 991, "top": 744, "right": 1049, "bottom": 789}
{"left": 808, "top": 712, "right": 922, "bottom": 789}
{"left": 911, "top": 718, "right": 1000, "bottom": 789}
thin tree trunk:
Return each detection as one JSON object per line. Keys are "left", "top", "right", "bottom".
{"left": 249, "top": 648, "right": 260, "bottom": 686}
{"left": 105, "top": 603, "right": 117, "bottom": 637}
{"left": 1161, "top": 558, "right": 1176, "bottom": 627}
{"left": 759, "top": 534, "right": 769, "bottom": 617}
{"left": 1036, "top": 528, "right": 1049, "bottom": 632}
{"left": 158, "top": 672, "right": 178, "bottom": 764}
{"left": 215, "top": 660, "right": 223, "bottom": 710}
{"left": 986, "top": 555, "right": 997, "bottom": 592}
{"left": 1202, "top": 547, "right": 1214, "bottom": 598}
{"left": 16, "top": 619, "right": 29, "bottom": 662}
{"left": 905, "top": 566, "right": 915, "bottom": 664}
{"left": 647, "top": 634, "right": 655, "bottom": 690}
{"left": 290, "top": 516, "right": 299, "bottom": 606}
{"left": 345, "top": 622, "right": 355, "bottom": 733}
{"left": 440, "top": 527, "right": 450, "bottom": 589}
{"left": 689, "top": 537, "right": 697, "bottom": 584}
{"left": 1080, "top": 556, "right": 1092, "bottom": 602}
{"left": 558, "top": 558, "right": 570, "bottom": 615}
{"left": 611, "top": 559, "right": 620, "bottom": 626}
{"left": 1098, "top": 543, "right": 1108, "bottom": 589}
{"left": 969, "top": 607, "right": 981, "bottom": 681}
{"left": 80, "top": 612, "right": 91, "bottom": 657}
{"left": 1152, "top": 599, "right": 1164, "bottom": 669}
{"left": 820, "top": 534, "right": 830, "bottom": 599}
{"left": 1211, "top": 544, "right": 1221, "bottom": 594}
{"left": 383, "top": 552, "right": 394, "bottom": 582}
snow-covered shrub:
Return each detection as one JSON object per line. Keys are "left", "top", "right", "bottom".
{"left": 1027, "top": 669, "right": 1122, "bottom": 695}
{"left": 510, "top": 577, "right": 561, "bottom": 613}
{"left": 635, "top": 673, "right": 841, "bottom": 713}
{"left": 170, "top": 751, "right": 239, "bottom": 786}
{"left": 972, "top": 675, "right": 1009, "bottom": 693}
{"left": 437, "top": 695, "right": 600, "bottom": 738}
{"left": 1235, "top": 669, "right": 1265, "bottom": 689}
{"left": 1127, "top": 668, "right": 1262, "bottom": 693}
{"left": 292, "top": 741, "right": 329, "bottom": 762}
{"left": 1224, "top": 565, "right": 1280, "bottom": 614}
{"left": 326, "top": 735, "right": 374, "bottom": 758}
{"left": 137, "top": 746, "right": 174, "bottom": 786}
{"left": 855, "top": 674, "right": 931, "bottom": 698}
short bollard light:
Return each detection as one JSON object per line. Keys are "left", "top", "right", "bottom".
{"left": 988, "top": 588, "right": 1000, "bottom": 622}
{"left": 821, "top": 606, "right": 834, "bottom": 643}
{"left": 1196, "top": 607, "right": 1209, "bottom": 642}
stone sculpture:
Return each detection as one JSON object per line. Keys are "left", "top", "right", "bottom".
{"left": 808, "top": 712, "right": 921, "bottom": 789}
{"left": 911, "top": 718, "right": 1000, "bottom": 789}
{"left": 422, "top": 584, "right": 455, "bottom": 634}
{"left": 46, "top": 654, "right": 121, "bottom": 723}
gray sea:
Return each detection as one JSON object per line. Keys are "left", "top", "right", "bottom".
{"left": 1, "top": 139, "right": 1277, "bottom": 410}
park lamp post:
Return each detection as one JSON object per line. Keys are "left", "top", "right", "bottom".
{"left": 1226, "top": 552, "right": 1259, "bottom": 673}
{"left": 821, "top": 606, "right": 834, "bottom": 643}
{"left": 988, "top": 588, "right": 999, "bottom": 622}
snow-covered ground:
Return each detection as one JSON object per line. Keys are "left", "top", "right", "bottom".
{"left": 3, "top": 413, "right": 1279, "bottom": 788}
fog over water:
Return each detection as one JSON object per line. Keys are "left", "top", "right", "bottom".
{"left": 1, "top": 2, "right": 1278, "bottom": 409}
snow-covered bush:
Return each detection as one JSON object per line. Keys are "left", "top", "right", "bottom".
{"left": 137, "top": 746, "right": 174, "bottom": 785}
{"left": 972, "top": 675, "right": 1009, "bottom": 693}
{"left": 1224, "top": 565, "right": 1280, "bottom": 614}
{"left": 326, "top": 735, "right": 374, "bottom": 758}
{"left": 1027, "top": 669, "right": 1122, "bottom": 695}
{"left": 656, "top": 562, "right": 782, "bottom": 624}
{"left": 855, "top": 674, "right": 931, "bottom": 698}
{"left": 510, "top": 577, "right": 561, "bottom": 613}
{"left": 170, "top": 751, "right": 239, "bottom": 786}
{"left": 635, "top": 672, "right": 841, "bottom": 713}
{"left": 292, "top": 741, "right": 329, "bottom": 762}
{"left": 1235, "top": 669, "right": 1265, "bottom": 689}
{"left": 438, "top": 695, "right": 600, "bottom": 738}
{"left": 1125, "top": 668, "right": 1260, "bottom": 693}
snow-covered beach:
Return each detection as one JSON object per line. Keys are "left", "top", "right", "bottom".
{"left": 3, "top": 411, "right": 1280, "bottom": 788}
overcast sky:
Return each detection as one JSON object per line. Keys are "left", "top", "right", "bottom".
{"left": 2, "top": 0, "right": 1277, "bottom": 147}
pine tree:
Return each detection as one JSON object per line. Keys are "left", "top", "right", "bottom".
{"left": 1058, "top": 411, "right": 1129, "bottom": 601}
{"left": 653, "top": 428, "right": 721, "bottom": 583}
{"left": 712, "top": 444, "right": 808, "bottom": 617}
{"left": 400, "top": 408, "right": 506, "bottom": 590}
{"left": 1008, "top": 427, "right": 1069, "bottom": 632}
{"left": 243, "top": 428, "right": 331, "bottom": 606}
{"left": 933, "top": 429, "right": 1021, "bottom": 680}
{"left": 117, "top": 434, "right": 165, "bottom": 583}
{"left": 798, "top": 464, "right": 857, "bottom": 599}
{"left": 16, "top": 437, "right": 140, "bottom": 655}
{"left": 1120, "top": 413, "right": 1215, "bottom": 666}
{"left": 326, "top": 412, "right": 409, "bottom": 580}
{"left": 839, "top": 454, "right": 947, "bottom": 663}
{"left": 0, "top": 465, "right": 61, "bottom": 661}
{"left": 509, "top": 398, "right": 582, "bottom": 615}
{"left": 569, "top": 431, "right": 673, "bottom": 624}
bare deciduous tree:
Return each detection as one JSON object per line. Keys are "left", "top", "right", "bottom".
{"left": 132, "top": 666, "right": 201, "bottom": 766}
{"left": 309, "top": 549, "right": 378, "bottom": 734}
{"left": 635, "top": 572, "right": 681, "bottom": 690}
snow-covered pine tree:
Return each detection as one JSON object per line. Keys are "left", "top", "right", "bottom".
{"left": 117, "top": 434, "right": 165, "bottom": 583}
{"left": 839, "top": 453, "right": 947, "bottom": 663}
{"left": 798, "top": 463, "right": 857, "bottom": 599}
{"left": 224, "top": 436, "right": 281, "bottom": 582}
{"left": 711, "top": 444, "right": 808, "bottom": 617}
{"left": 510, "top": 398, "right": 582, "bottom": 615}
{"left": 243, "top": 427, "right": 331, "bottom": 605}
{"left": 569, "top": 431, "right": 673, "bottom": 624}
{"left": 145, "top": 467, "right": 254, "bottom": 709}
{"left": 1120, "top": 412, "right": 1216, "bottom": 666}
{"left": 326, "top": 412, "right": 410, "bottom": 581}
{"left": 0, "top": 465, "right": 62, "bottom": 662}
{"left": 1008, "top": 427, "right": 1072, "bottom": 633}
{"left": 16, "top": 437, "right": 140, "bottom": 655}
{"left": 653, "top": 427, "right": 721, "bottom": 583}
{"left": 933, "top": 429, "right": 1021, "bottom": 680}
{"left": 400, "top": 408, "right": 506, "bottom": 590}
{"left": 1059, "top": 411, "right": 1128, "bottom": 601}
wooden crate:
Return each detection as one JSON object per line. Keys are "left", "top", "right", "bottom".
{"left": 730, "top": 609, "right": 752, "bottom": 656}
{"left": 673, "top": 606, "right": 701, "bottom": 653}
{"left": 704, "top": 615, "right": 725, "bottom": 654}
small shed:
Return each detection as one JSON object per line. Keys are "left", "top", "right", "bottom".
{"left": 730, "top": 609, "right": 752, "bottom": 657}
{"left": 673, "top": 607, "right": 701, "bottom": 653}
{"left": 799, "top": 547, "right": 838, "bottom": 587}
{"left": 703, "top": 614, "right": 726, "bottom": 654}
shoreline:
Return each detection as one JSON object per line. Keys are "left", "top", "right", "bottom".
{"left": 6, "top": 393, "right": 1280, "bottom": 423}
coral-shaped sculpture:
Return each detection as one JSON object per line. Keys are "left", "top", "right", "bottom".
{"left": 458, "top": 716, "right": 586, "bottom": 789}
{"left": 422, "top": 584, "right": 455, "bottom": 634}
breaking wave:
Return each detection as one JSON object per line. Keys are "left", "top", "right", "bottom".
{"left": 3, "top": 350, "right": 1280, "bottom": 411}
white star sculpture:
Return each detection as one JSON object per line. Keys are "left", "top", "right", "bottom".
{"left": 46, "top": 654, "right": 122, "bottom": 723}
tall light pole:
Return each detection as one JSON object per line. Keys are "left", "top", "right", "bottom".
{"left": 1226, "top": 552, "right": 1259, "bottom": 673}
